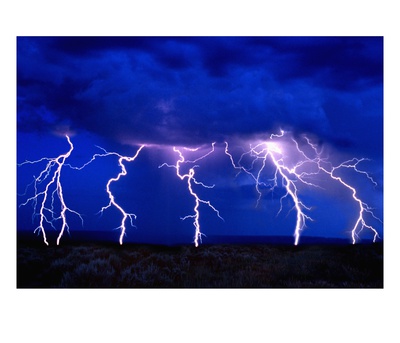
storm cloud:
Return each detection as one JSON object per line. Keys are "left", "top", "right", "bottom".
{"left": 17, "top": 36, "right": 383, "bottom": 157}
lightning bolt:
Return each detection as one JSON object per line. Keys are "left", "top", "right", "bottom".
{"left": 100, "top": 146, "right": 145, "bottom": 245}
{"left": 225, "top": 130, "right": 382, "bottom": 245}
{"left": 159, "top": 144, "right": 224, "bottom": 247}
{"left": 225, "top": 135, "right": 313, "bottom": 245}
{"left": 69, "top": 145, "right": 145, "bottom": 245}
{"left": 18, "top": 135, "right": 83, "bottom": 245}
{"left": 294, "top": 136, "right": 382, "bottom": 244}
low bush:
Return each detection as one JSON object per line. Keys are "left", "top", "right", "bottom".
{"left": 17, "top": 241, "right": 383, "bottom": 288}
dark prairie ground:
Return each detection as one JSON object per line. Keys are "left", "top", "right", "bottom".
{"left": 17, "top": 240, "right": 383, "bottom": 288}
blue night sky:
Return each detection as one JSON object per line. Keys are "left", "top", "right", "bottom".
{"left": 16, "top": 36, "right": 383, "bottom": 245}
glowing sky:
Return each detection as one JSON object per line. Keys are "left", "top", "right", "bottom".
{"left": 17, "top": 36, "right": 383, "bottom": 245}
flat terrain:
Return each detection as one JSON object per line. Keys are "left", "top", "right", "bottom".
{"left": 17, "top": 240, "right": 383, "bottom": 288}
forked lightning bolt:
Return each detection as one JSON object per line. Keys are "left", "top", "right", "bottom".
{"left": 18, "top": 135, "right": 83, "bottom": 245}
{"left": 70, "top": 145, "right": 145, "bottom": 245}
{"left": 225, "top": 136, "right": 313, "bottom": 245}
{"left": 159, "top": 144, "right": 224, "bottom": 247}
{"left": 225, "top": 130, "right": 382, "bottom": 245}
{"left": 294, "top": 137, "right": 382, "bottom": 244}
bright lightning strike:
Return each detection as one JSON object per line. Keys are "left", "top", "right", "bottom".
{"left": 225, "top": 130, "right": 382, "bottom": 245}
{"left": 159, "top": 144, "right": 224, "bottom": 247}
{"left": 225, "top": 134, "right": 313, "bottom": 245}
{"left": 18, "top": 135, "right": 83, "bottom": 245}
{"left": 70, "top": 145, "right": 145, "bottom": 245}
{"left": 294, "top": 138, "right": 382, "bottom": 244}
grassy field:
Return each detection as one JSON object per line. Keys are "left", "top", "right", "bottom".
{"left": 17, "top": 240, "right": 383, "bottom": 288}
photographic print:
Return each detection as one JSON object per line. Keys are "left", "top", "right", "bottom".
{"left": 17, "top": 36, "right": 383, "bottom": 288}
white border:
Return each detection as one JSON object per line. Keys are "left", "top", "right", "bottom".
{"left": 2, "top": 1, "right": 398, "bottom": 342}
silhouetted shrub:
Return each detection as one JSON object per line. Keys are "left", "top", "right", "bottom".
{"left": 17, "top": 241, "right": 383, "bottom": 288}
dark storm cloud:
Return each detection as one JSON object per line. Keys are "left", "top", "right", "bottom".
{"left": 17, "top": 36, "right": 383, "bottom": 157}
{"left": 256, "top": 37, "right": 383, "bottom": 89}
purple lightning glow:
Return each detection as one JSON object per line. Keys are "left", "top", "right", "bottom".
{"left": 225, "top": 134, "right": 313, "bottom": 245}
{"left": 18, "top": 135, "right": 83, "bottom": 245}
{"left": 159, "top": 144, "right": 224, "bottom": 247}
{"left": 224, "top": 130, "right": 381, "bottom": 245}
